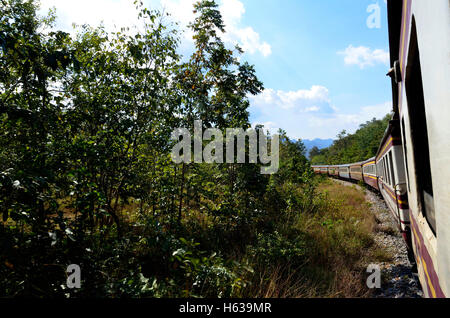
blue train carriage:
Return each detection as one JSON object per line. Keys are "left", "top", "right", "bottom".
{"left": 387, "top": 0, "right": 449, "bottom": 297}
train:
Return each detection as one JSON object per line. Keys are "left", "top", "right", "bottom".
{"left": 312, "top": 0, "right": 450, "bottom": 298}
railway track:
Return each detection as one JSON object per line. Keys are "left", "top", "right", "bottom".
{"left": 332, "top": 179, "right": 423, "bottom": 298}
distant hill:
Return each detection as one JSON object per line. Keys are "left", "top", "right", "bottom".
{"left": 302, "top": 138, "right": 334, "bottom": 158}
{"left": 309, "top": 115, "right": 392, "bottom": 165}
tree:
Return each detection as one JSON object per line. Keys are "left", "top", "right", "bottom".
{"left": 173, "top": 0, "right": 264, "bottom": 223}
{"left": 309, "top": 114, "right": 392, "bottom": 164}
{"left": 309, "top": 146, "right": 321, "bottom": 158}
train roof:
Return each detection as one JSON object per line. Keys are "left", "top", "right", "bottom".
{"left": 349, "top": 161, "right": 365, "bottom": 167}
{"left": 363, "top": 157, "right": 376, "bottom": 165}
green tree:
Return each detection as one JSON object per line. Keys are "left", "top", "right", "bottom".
{"left": 310, "top": 114, "right": 392, "bottom": 164}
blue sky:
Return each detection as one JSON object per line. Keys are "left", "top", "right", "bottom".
{"left": 39, "top": 0, "right": 393, "bottom": 140}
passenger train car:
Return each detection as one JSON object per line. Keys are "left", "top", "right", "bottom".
{"left": 362, "top": 157, "right": 378, "bottom": 190}
{"left": 313, "top": 0, "right": 450, "bottom": 297}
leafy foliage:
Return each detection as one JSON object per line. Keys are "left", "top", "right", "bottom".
{"left": 310, "top": 114, "right": 391, "bottom": 165}
{"left": 1, "top": 0, "right": 386, "bottom": 298}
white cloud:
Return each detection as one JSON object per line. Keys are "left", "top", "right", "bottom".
{"left": 39, "top": 0, "right": 141, "bottom": 33}
{"left": 250, "top": 86, "right": 392, "bottom": 140}
{"left": 251, "top": 121, "right": 279, "bottom": 135}
{"left": 251, "top": 86, "right": 332, "bottom": 111}
{"left": 338, "top": 45, "right": 389, "bottom": 69}
{"left": 305, "top": 106, "right": 320, "bottom": 112}
{"left": 307, "top": 101, "right": 392, "bottom": 130}
{"left": 163, "top": 0, "right": 272, "bottom": 57}
{"left": 39, "top": 0, "right": 271, "bottom": 57}
{"left": 218, "top": 0, "right": 271, "bottom": 56}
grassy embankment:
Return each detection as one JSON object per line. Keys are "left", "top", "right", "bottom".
{"left": 237, "top": 178, "right": 391, "bottom": 297}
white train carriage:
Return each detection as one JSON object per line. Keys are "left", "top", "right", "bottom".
{"left": 375, "top": 120, "right": 410, "bottom": 246}
{"left": 337, "top": 164, "right": 350, "bottom": 180}
{"left": 387, "top": 0, "right": 450, "bottom": 297}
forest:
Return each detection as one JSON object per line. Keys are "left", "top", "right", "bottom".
{"left": 309, "top": 115, "right": 392, "bottom": 165}
{"left": 1, "top": 0, "right": 390, "bottom": 298}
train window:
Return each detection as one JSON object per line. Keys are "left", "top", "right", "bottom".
{"left": 380, "top": 162, "right": 383, "bottom": 179}
{"left": 386, "top": 157, "right": 391, "bottom": 186}
{"left": 384, "top": 158, "right": 388, "bottom": 185}
{"left": 380, "top": 163, "right": 383, "bottom": 179}
{"left": 386, "top": 158, "right": 390, "bottom": 185}
{"left": 389, "top": 151, "right": 396, "bottom": 187}
{"left": 405, "top": 17, "right": 436, "bottom": 234}
{"left": 402, "top": 118, "right": 411, "bottom": 193}
{"left": 386, "top": 155, "right": 392, "bottom": 186}
{"left": 385, "top": 158, "right": 389, "bottom": 185}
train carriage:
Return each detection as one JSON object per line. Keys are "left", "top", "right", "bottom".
{"left": 338, "top": 164, "right": 350, "bottom": 180}
{"left": 328, "top": 165, "right": 339, "bottom": 177}
{"left": 312, "top": 166, "right": 329, "bottom": 175}
{"left": 310, "top": 0, "right": 449, "bottom": 297}
{"left": 362, "top": 157, "right": 378, "bottom": 190}
{"left": 386, "top": 0, "right": 450, "bottom": 297}
{"left": 349, "top": 162, "right": 364, "bottom": 182}
{"left": 312, "top": 166, "right": 321, "bottom": 174}
{"left": 375, "top": 120, "right": 410, "bottom": 246}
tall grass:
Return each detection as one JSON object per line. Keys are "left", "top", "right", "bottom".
{"left": 240, "top": 178, "right": 391, "bottom": 298}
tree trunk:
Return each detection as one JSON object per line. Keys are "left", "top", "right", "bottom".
{"left": 178, "top": 163, "right": 186, "bottom": 224}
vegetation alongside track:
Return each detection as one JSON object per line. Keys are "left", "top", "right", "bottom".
{"left": 310, "top": 115, "right": 391, "bottom": 165}
{"left": 1, "top": 0, "right": 391, "bottom": 298}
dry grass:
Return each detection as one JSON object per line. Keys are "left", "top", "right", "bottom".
{"left": 243, "top": 179, "right": 392, "bottom": 298}
{"left": 302, "top": 179, "right": 392, "bottom": 297}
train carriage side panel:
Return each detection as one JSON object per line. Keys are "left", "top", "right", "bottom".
{"left": 376, "top": 129, "right": 410, "bottom": 243}
{"left": 338, "top": 164, "right": 350, "bottom": 179}
{"left": 331, "top": 165, "right": 339, "bottom": 177}
{"left": 349, "top": 162, "right": 364, "bottom": 182}
{"left": 327, "top": 166, "right": 333, "bottom": 176}
{"left": 387, "top": 0, "right": 450, "bottom": 298}
{"left": 362, "top": 157, "right": 378, "bottom": 190}
{"left": 312, "top": 166, "right": 320, "bottom": 174}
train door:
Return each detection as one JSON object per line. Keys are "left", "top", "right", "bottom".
{"left": 405, "top": 17, "right": 436, "bottom": 234}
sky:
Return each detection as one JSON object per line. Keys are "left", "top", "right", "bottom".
{"left": 38, "top": 0, "right": 393, "bottom": 140}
